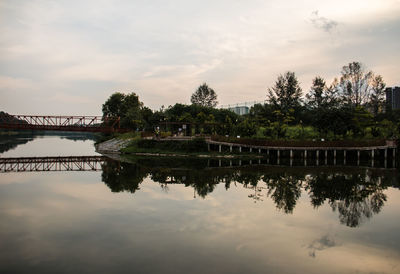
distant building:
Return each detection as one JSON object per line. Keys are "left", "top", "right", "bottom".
{"left": 385, "top": 87, "right": 400, "bottom": 110}
{"left": 228, "top": 106, "right": 249, "bottom": 115}
{"left": 220, "top": 100, "right": 265, "bottom": 116}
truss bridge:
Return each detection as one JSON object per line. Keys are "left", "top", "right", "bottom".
{"left": 0, "top": 114, "right": 127, "bottom": 133}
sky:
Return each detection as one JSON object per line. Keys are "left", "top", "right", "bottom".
{"left": 0, "top": 0, "right": 399, "bottom": 115}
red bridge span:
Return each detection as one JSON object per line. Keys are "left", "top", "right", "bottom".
{"left": 0, "top": 114, "right": 128, "bottom": 133}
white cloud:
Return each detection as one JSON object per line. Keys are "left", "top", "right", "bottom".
{"left": 0, "top": 0, "right": 399, "bottom": 113}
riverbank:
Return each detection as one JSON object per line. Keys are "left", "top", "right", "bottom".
{"left": 95, "top": 135, "right": 398, "bottom": 166}
{"left": 95, "top": 137, "right": 264, "bottom": 159}
{"left": 95, "top": 138, "right": 131, "bottom": 154}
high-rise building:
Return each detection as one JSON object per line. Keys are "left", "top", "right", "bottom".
{"left": 385, "top": 87, "right": 400, "bottom": 110}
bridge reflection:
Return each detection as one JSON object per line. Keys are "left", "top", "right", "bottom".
{"left": 0, "top": 156, "right": 106, "bottom": 173}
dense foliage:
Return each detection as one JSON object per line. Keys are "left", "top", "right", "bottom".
{"left": 101, "top": 61, "right": 400, "bottom": 140}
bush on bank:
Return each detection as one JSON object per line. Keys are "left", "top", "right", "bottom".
{"left": 122, "top": 137, "right": 208, "bottom": 154}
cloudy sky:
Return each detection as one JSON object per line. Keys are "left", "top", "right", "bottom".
{"left": 1, "top": 0, "right": 399, "bottom": 115}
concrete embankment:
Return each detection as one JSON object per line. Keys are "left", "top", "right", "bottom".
{"left": 95, "top": 138, "right": 130, "bottom": 154}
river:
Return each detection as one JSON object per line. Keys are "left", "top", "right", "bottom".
{"left": 0, "top": 133, "right": 399, "bottom": 273}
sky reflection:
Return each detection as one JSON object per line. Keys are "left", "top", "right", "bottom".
{"left": 1, "top": 164, "right": 399, "bottom": 273}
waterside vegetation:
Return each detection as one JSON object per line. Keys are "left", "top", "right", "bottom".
{"left": 100, "top": 61, "right": 399, "bottom": 155}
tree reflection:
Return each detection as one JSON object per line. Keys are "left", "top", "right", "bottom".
{"left": 100, "top": 158, "right": 398, "bottom": 227}
{"left": 101, "top": 160, "right": 146, "bottom": 193}
{"left": 305, "top": 170, "right": 389, "bottom": 227}
{"left": 263, "top": 173, "right": 303, "bottom": 214}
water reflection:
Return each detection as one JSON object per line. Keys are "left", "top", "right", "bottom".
{"left": 101, "top": 157, "right": 399, "bottom": 227}
{"left": 0, "top": 131, "right": 96, "bottom": 154}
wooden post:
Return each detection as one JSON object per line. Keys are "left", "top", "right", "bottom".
{"left": 344, "top": 150, "right": 346, "bottom": 165}
{"left": 304, "top": 150, "right": 307, "bottom": 159}
{"left": 219, "top": 159, "right": 221, "bottom": 167}
{"left": 290, "top": 150, "right": 293, "bottom": 159}
{"left": 325, "top": 150, "right": 328, "bottom": 165}
{"left": 230, "top": 146, "right": 232, "bottom": 152}
{"left": 372, "top": 149, "right": 375, "bottom": 167}
{"left": 357, "top": 150, "right": 360, "bottom": 166}
{"left": 250, "top": 147, "right": 252, "bottom": 153}
{"left": 258, "top": 148, "right": 261, "bottom": 154}
{"left": 219, "top": 145, "right": 221, "bottom": 153}
{"left": 239, "top": 146, "right": 242, "bottom": 153}
{"left": 385, "top": 149, "right": 388, "bottom": 159}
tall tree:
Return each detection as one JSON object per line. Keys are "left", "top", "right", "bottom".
{"left": 267, "top": 71, "right": 302, "bottom": 114}
{"left": 102, "top": 92, "right": 126, "bottom": 118}
{"left": 306, "top": 76, "right": 326, "bottom": 110}
{"left": 191, "top": 83, "right": 218, "bottom": 107}
{"left": 102, "top": 92, "right": 144, "bottom": 129}
{"left": 368, "top": 75, "right": 386, "bottom": 117}
{"left": 338, "top": 61, "right": 373, "bottom": 108}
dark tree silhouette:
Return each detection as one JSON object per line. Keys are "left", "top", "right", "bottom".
{"left": 267, "top": 71, "right": 302, "bottom": 113}
{"left": 191, "top": 83, "right": 218, "bottom": 107}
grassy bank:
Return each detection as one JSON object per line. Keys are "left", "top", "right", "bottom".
{"left": 122, "top": 137, "right": 208, "bottom": 155}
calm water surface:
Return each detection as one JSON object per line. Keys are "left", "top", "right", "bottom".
{"left": 0, "top": 134, "right": 400, "bottom": 273}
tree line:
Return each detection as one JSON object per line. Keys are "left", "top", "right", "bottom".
{"left": 102, "top": 61, "right": 400, "bottom": 140}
